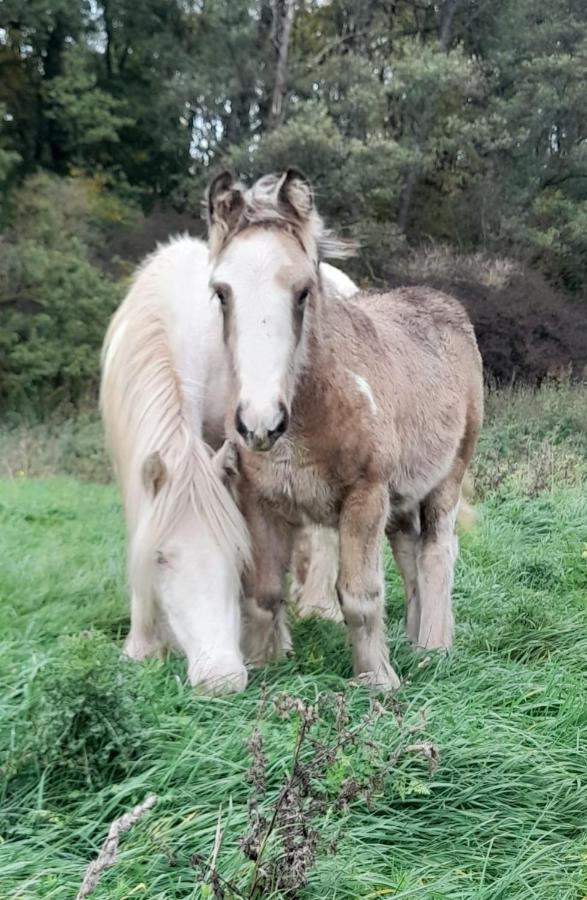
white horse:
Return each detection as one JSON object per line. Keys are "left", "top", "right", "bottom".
{"left": 101, "top": 235, "right": 355, "bottom": 693}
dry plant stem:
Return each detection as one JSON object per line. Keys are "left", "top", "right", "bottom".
{"left": 76, "top": 794, "right": 157, "bottom": 898}
{"left": 246, "top": 697, "right": 389, "bottom": 897}
{"left": 209, "top": 806, "right": 224, "bottom": 894}
{"left": 191, "top": 855, "right": 248, "bottom": 900}
{"left": 247, "top": 716, "right": 310, "bottom": 897}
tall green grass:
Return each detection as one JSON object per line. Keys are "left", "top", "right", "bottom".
{"left": 0, "top": 384, "right": 586, "bottom": 899}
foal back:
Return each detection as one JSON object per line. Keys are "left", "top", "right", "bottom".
{"left": 355, "top": 286, "right": 483, "bottom": 649}
{"left": 315, "top": 285, "right": 483, "bottom": 500}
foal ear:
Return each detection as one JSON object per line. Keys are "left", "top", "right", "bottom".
{"left": 212, "top": 440, "right": 240, "bottom": 486}
{"left": 206, "top": 171, "right": 244, "bottom": 237}
{"left": 277, "top": 168, "right": 314, "bottom": 221}
{"left": 142, "top": 451, "right": 167, "bottom": 497}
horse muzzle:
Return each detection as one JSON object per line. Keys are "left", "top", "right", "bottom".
{"left": 235, "top": 401, "right": 289, "bottom": 452}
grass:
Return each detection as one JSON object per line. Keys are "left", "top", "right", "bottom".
{"left": 0, "top": 383, "right": 586, "bottom": 899}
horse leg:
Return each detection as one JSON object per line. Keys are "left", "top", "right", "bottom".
{"left": 416, "top": 475, "right": 463, "bottom": 650}
{"left": 337, "top": 481, "right": 400, "bottom": 690}
{"left": 123, "top": 589, "right": 165, "bottom": 661}
{"left": 386, "top": 508, "right": 421, "bottom": 644}
{"left": 292, "top": 525, "right": 342, "bottom": 622}
{"left": 241, "top": 500, "right": 294, "bottom": 667}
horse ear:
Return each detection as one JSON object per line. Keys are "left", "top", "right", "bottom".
{"left": 206, "top": 170, "right": 244, "bottom": 237}
{"left": 212, "top": 440, "right": 240, "bottom": 486}
{"left": 277, "top": 168, "right": 314, "bottom": 221}
{"left": 142, "top": 451, "right": 167, "bottom": 497}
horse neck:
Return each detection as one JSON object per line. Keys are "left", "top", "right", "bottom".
{"left": 297, "top": 284, "right": 348, "bottom": 410}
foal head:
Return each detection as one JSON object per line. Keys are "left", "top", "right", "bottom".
{"left": 206, "top": 169, "right": 351, "bottom": 452}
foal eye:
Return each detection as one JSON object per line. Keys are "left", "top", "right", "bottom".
{"left": 296, "top": 288, "right": 310, "bottom": 310}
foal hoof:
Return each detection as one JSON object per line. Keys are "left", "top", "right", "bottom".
{"left": 352, "top": 664, "right": 401, "bottom": 693}
{"left": 244, "top": 628, "right": 293, "bottom": 669}
{"left": 188, "top": 658, "right": 248, "bottom": 695}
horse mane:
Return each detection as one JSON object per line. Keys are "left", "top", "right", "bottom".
{"left": 101, "top": 247, "right": 250, "bottom": 598}
{"left": 208, "top": 173, "right": 356, "bottom": 262}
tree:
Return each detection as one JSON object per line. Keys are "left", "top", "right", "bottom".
{"left": 268, "top": 0, "right": 297, "bottom": 130}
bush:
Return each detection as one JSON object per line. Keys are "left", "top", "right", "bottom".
{"left": 16, "top": 632, "right": 150, "bottom": 791}
{"left": 0, "top": 238, "right": 121, "bottom": 413}
{"left": 0, "top": 173, "right": 141, "bottom": 415}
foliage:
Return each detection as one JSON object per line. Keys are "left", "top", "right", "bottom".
{"left": 0, "top": 409, "right": 110, "bottom": 480}
{"left": 0, "top": 173, "right": 134, "bottom": 414}
{"left": 0, "top": 0, "right": 586, "bottom": 413}
{"left": 0, "top": 0, "right": 586, "bottom": 288}
{"left": 6, "top": 631, "right": 151, "bottom": 793}
{"left": 0, "top": 387, "right": 586, "bottom": 896}
{"left": 0, "top": 236, "right": 121, "bottom": 412}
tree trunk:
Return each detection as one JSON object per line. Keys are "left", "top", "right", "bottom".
{"left": 397, "top": 167, "right": 418, "bottom": 234}
{"left": 42, "top": 14, "right": 68, "bottom": 173}
{"left": 438, "top": 0, "right": 459, "bottom": 52}
{"left": 268, "top": 0, "right": 296, "bottom": 131}
{"left": 102, "top": 0, "right": 114, "bottom": 79}
{"left": 397, "top": 0, "right": 459, "bottom": 232}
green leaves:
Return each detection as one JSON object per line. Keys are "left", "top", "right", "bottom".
{"left": 14, "top": 631, "right": 150, "bottom": 792}
{"left": 0, "top": 174, "right": 128, "bottom": 414}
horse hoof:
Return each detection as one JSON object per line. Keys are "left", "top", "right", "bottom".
{"left": 123, "top": 634, "right": 164, "bottom": 661}
{"left": 188, "top": 659, "right": 248, "bottom": 694}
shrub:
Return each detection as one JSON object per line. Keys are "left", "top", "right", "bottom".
{"left": 0, "top": 238, "right": 121, "bottom": 414}
{"left": 19, "top": 632, "right": 150, "bottom": 791}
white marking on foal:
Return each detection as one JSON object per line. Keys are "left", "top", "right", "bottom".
{"left": 213, "top": 231, "right": 302, "bottom": 435}
{"left": 349, "top": 371, "right": 378, "bottom": 416}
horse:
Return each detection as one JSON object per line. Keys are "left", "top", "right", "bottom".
{"left": 206, "top": 169, "right": 484, "bottom": 689}
{"left": 100, "top": 234, "right": 356, "bottom": 692}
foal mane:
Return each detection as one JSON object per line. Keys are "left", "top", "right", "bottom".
{"left": 101, "top": 251, "right": 250, "bottom": 596}
{"left": 207, "top": 170, "right": 356, "bottom": 262}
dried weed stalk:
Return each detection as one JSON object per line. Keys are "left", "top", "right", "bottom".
{"left": 76, "top": 794, "right": 157, "bottom": 898}
{"left": 195, "top": 689, "right": 439, "bottom": 899}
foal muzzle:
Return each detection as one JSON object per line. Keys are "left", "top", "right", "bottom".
{"left": 235, "top": 402, "right": 289, "bottom": 452}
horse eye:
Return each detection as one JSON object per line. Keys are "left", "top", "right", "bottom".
{"left": 296, "top": 288, "right": 310, "bottom": 310}
{"left": 215, "top": 287, "right": 226, "bottom": 307}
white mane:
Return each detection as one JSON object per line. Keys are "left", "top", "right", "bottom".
{"left": 101, "top": 237, "right": 250, "bottom": 601}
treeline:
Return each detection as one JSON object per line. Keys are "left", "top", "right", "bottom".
{"left": 1, "top": 0, "right": 586, "bottom": 412}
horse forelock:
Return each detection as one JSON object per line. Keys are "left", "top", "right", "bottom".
{"left": 208, "top": 173, "right": 355, "bottom": 263}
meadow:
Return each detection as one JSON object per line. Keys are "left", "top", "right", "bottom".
{"left": 1, "top": 384, "right": 586, "bottom": 899}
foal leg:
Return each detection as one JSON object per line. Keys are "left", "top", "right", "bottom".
{"left": 337, "top": 481, "right": 400, "bottom": 690}
{"left": 386, "top": 508, "right": 421, "bottom": 644}
{"left": 416, "top": 477, "right": 462, "bottom": 650}
{"left": 292, "top": 525, "right": 342, "bottom": 622}
{"left": 241, "top": 503, "right": 294, "bottom": 667}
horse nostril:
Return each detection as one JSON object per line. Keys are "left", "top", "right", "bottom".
{"left": 235, "top": 405, "right": 248, "bottom": 439}
{"left": 268, "top": 402, "right": 289, "bottom": 440}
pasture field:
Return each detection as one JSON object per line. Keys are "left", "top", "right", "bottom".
{"left": 1, "top": 385, "right": 586, "bottom": 899}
